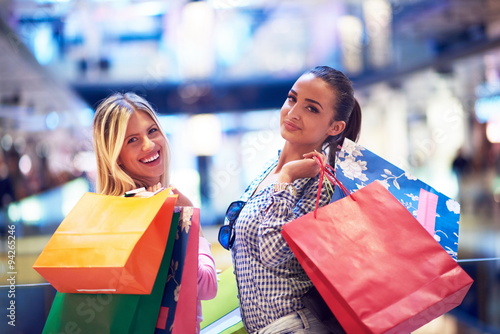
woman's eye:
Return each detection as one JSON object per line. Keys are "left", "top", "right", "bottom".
{"left": 127, "top": 137, "right": 138, "bottom": 144}
{"left": 287, "top": 95, "right": 296, "bottom": 103}
{"left": 149, "top": 127, "right": 158, "bottom": 134}
{"left": 308, "top": 106, "right": 319, "bottom": 113}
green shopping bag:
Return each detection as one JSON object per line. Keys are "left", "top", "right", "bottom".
{"left": 200, "top": 266, "right": 247, "bottom": 334}
{"left": 42, "top": 212, "right": 179, "bottom": 334}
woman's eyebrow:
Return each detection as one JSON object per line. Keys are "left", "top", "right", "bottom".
{"left": 305, "top": 98, "right": 323, "bottom": 109}
{"left": 124, "top": 132, "right": 138, "bottom": 140}
{"left": 290, "top": 89, "right": 323, "bottom": 109}
{"left": 125, "top": 122, "right": 156, "bottom": 139}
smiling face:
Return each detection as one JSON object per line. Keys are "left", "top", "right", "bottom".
{"left": 280, "top": 73, "right": 346, "bottom": 151}
{"left": 117, "top": 110, "right": 167, "bottom": 187}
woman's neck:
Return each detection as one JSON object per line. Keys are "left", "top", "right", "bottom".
{"left": 275, "top": 143, "right": 321, "bottom": 173}
{"left": 137, "top": 177, "right": 162, "bottom": 189}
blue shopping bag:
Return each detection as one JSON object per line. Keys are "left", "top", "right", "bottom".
{"left": 333, "top": 138, "right": 461, "bottom": 259}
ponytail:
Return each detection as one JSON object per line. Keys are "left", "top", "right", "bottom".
{"left": 325, "top": 98, "right": 362, "bottom": 166}
{"left": 342, "top": 98, "right": 362, "bottom": 143}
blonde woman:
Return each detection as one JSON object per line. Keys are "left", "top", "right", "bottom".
{"left": 93, "top": 92, "right": 217, "bottom": 331}
{"left": 93, "top": 92, "right": 171, "bottom": 197}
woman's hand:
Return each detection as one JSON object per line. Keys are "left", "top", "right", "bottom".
{"left": 169, "top": 185, "right": 194, "bottom": 206}
{"left": 130, "top": 182, "right": 164, "bottom": 198}
{"left": 147, "top": 182, "right": 164, "bottom": 193}
{"left": 278, "top": 151, "right": 326, "bottom": 183}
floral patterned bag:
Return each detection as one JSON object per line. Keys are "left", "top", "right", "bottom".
{"left": 155, "top": 207, "right": 199, "bottom": 334}
{"left": 333, "top": 138, "right": 461, "bottom": 259}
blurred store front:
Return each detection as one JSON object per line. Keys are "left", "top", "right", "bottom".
{"left": 1, "top": 0, "right": 500, "bottom": 333}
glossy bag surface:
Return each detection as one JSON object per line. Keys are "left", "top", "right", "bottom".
{"left": 33, "top": 189, "right": 178, "bottom": 294}
{"left": 282, "top": 180, "right": 473, "bottom": 333}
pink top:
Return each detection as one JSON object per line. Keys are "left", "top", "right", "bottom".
{"left": 197, "top": 237, "right": 218, "bottom": 332}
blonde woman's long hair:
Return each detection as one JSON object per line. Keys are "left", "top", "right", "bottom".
{"left": 93, "top": 92, "right": 170, "bottom": 196}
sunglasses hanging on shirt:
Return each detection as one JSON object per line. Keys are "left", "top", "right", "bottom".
{"left": 218, "top": 200, "right": 246, "bottom": 250}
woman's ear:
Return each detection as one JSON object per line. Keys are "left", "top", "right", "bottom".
{"left": 327, "top": 121, "right": 346, "bottom": 136}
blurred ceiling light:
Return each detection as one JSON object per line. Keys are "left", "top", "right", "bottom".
{"left": 45, "top": 111, "right": 60, "bottom": 130}
{"left": 486, "top": 118, "right": 500, "bottom": 143}
{"left": 1, "top": 134, "right": 13, "bottom": 151}
{"left": 426, "top": 86, "right": 465, "bottom": 151}
{"left": 363, "top": 0, "right": 392, "bottom": 69}
{"left": 33, "top": 24, "right": 57, "bottom": 65}
{"left": 475, "top": 94, "right": 500, "bottom": 123}
{"left": 77, "top": 107, "right": 95, "bottom": 127}
{"left": 7, "top": 203, "right": 21, "bottom": 223}
{"left": 178, "top": 1, "right": 216, "bottom": 79}
{"left": 187, "top": 114, "right": 222, "bottom": 156}
{"left": 19, "top": 154, "right": 32, "bottom": 175}
{"left": 20, "top": 197, "right": 43, "bottom": 224}
{"left": 338, "top": 15, "right": 364, "bottom": 74}
{"left": 215, "top": 10, "right": 251, "bottom": 66}
{"left": 62, "top": 178, "right": 90, "bottom": 216}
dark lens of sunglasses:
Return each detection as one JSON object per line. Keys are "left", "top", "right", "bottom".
{"left": 218, "top": 225, "right": 231, "bottom": 250}
{"left": 227, "top": 201, "right": 244, "bottom": 220}
{"left": 219, "top": 201, "right": 245, "bottom": 250}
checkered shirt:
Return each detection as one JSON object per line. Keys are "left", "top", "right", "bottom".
{"left": 231, "top": 156, "right": 332, "bottom": 332}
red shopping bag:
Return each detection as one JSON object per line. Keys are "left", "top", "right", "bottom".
{"left": 281, "top": 163, "right": 473, "bottom": 333}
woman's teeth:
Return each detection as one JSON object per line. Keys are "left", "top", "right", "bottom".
{"left": 141, "top": 153, "right": 159, "bottom": 163}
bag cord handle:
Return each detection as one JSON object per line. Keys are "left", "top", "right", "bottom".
{"left": 312, "top": 156, "right": 351, "bottom": 218}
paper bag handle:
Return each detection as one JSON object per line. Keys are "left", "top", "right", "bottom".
{"left": 313, "top": 156, "right": 351, "bottom": 218}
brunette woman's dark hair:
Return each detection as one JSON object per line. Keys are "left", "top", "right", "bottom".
{"left": 307, "top": 66, "right": 362, "bottom": 165}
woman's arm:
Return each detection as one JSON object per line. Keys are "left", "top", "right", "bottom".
{"left": 197, "top": 236, "right": 218, "bottom": 300}
{"left": 257, "top": 153, "right": 329, "bottom": 267}
{"left": 258, "top": 176, "right": 331, "bottom": 268}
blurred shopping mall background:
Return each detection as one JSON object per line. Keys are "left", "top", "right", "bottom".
{"left": 0, "top": 0, "right": 500, "bottom": 333}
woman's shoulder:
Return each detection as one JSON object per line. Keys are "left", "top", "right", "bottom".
{"left": 242, "top": 154, "right": 279, "bottom": 194}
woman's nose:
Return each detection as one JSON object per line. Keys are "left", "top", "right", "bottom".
{"left": 142, "top": 137, "right": 155, "bottom": 151}
{"left": 287, "top": 105, "right": 300, "bottom": 119}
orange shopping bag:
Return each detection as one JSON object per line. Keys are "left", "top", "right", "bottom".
{"left": 33, "top": 189, "right": 177, "bottom": 294}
